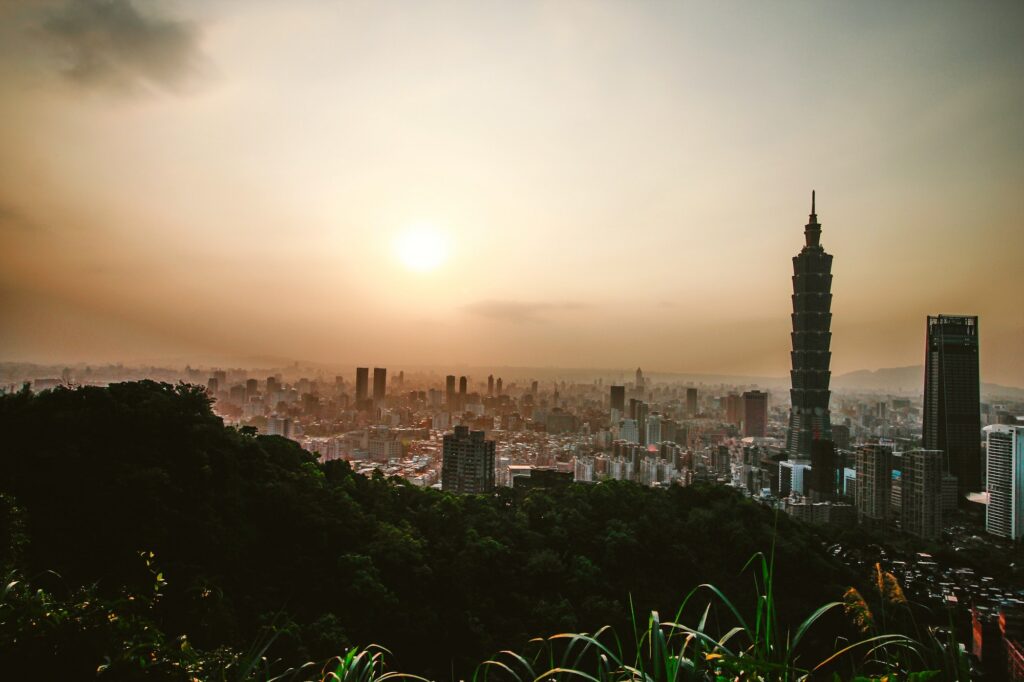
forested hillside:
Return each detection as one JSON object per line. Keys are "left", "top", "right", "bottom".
{"left": 0, "top": 382, "right": 852, "bottom": 679}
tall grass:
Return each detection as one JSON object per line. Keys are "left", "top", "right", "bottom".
{"left": 471, "top": 549, "right": 916, "bottom": 682}
{"left": 2, "top": 547, "right": 969, "bottom": 681}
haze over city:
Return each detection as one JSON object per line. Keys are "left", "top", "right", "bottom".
{"left": 8, "top": 2, "right": 1024, "bottom": 680}
{"left": 1, "top": 0, "right": 1022, "bottom": 385}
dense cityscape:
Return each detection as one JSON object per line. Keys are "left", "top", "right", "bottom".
{"left": 3, "top": 1, "right": 1023, "bottom": 679}
{"left": 4, "top": 198, "right": 1023, "bottom": 677}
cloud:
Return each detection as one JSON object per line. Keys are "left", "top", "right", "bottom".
{"left": 40, "top": 0, "right": 207, "bottom": 94}
{"left": 0, "top": 204, "right": 45, "bottom": 234}
{"left": 462, "top": 299, "right": 586, "bottom": 324}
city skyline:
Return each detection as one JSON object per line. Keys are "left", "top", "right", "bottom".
{"left": 1, "top": 1, "right": 1022, "bottom": 387}
{"left": 4, "top": 3, "right": 1024, "bottom": 678}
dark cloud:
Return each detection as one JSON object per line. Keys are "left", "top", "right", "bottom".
{"left": 41, "top": 0, "right": 206, "bottom": 93}
{"left": 0, "top": 204, "right": 44, "bottom": 233}
{"left": 462, "top": 300, "right": 586, "bottom": 324}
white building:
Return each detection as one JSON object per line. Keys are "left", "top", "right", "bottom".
{"left": 574, "top": 456, "right": 595, "bottom": 482}
{"left": 779, "top": 460, "right": 811, "bottom": 496}
{"left": 985, "top": 425, "right": 1024, "bottom": 539}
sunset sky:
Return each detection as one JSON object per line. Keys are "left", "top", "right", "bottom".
{"left": 1, "top": 1, "right": 1022, "bottom": 386}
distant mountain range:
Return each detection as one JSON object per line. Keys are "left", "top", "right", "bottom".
{"left": 3, "top": 360, "right": 1021, "bottom": 400}
{"left": 832, "top": 366, "right": 923, "bottom": 392}
{"left": 832, "top": 365, "right": 1024, "bottom": 400}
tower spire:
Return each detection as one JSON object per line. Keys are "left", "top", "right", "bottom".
{"left": 804, "top": 190, "right": 821, "bottom": 247}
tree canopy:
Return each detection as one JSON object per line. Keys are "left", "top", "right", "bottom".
{"left": 0, "top": 381, "right": 851, "bottom": 678}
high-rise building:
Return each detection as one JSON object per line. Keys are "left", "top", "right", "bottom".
{"left": 441, "top": 425, "right": 496, "bottom": 494}
{"left": 265, "top": 415, "right": 292, "bottom": 438}
{"left": 635, "top": 367, "right": 644, "bottom": 390}
{"left": 459, "top": 375, "right": 467, "bottom": 397}
{"left": 355, "top": 367, "right": 369, "bottom": 404}
{"left": 661, "top": 418, "right": 678, "bottom": 445}
{"left": 445, "top": 375, "right": 456, "bottom": 406}
{"left": 725, "top": 393, "right": 743, "bottom": 426}
{"left": 634, "top": 401, "right": 649, "bottom": 445}
{"left": 901, "top": 449, "right": 944, "bottom": 540}
{"left": 245, "top": 378, "right": 258, "bottom": 398}
{"left": 786, "top": 192, "right": 834, "bottom": 458}
{"left": 742, "top": 390, "right": 768, "bottom": 438}
{"left": 831, "top": 423, "right": 851, "bottom": 451}
{"left": 686, "top": 388, "right": 698, "bottom": 416}
{"left": 855, "top": 444, "right": 892, "bottom": 523}
{"left": 487, "top": 374, "right": 494, "bottom": 396}
{"left": 646, "top": 413, "right": 662, "bottom": 445}
{"left": 619, "top": 419, "right": 639, "bottom": 444}
{"left": 779, "top": 460, "right": 810, "bottom": 496}
{"left": 610, "top": 385, "right": 626, "bottom": 413}
{"left": 372, "top": 367, "right": 387, "bottom": 403}
{"left": 497, "top": 378, "right": 504, "bottom": 395}
{"left": 924, "top": 315, "right": 981, "bottom": 498}
{"left": 984, "top": 425, "right": 1024, "bottom": 539}
{"left": 808, "top": 439, "right": 838, "bottom": 502}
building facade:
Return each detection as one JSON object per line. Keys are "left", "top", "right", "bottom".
{"left": 372, "top": 367, "right": 387, "bottom": 404}
{"left": 901, "top": 449, "right": 944, "bottom": 540}
{"left": 985, "top": 425, "right": 1024, "bottom": 539}
{"left": 856, "top": 444, "right": 893, "bottom": 523}
{"left": 923, "top": 314, "right": 981, "bottom": 498}
{"left": 610, "top": 385, "right": 626, "bottom": 414}
{"left": 808, "top": 439, "right": 838, "bottom": 501}
{"left": 355, "top": 367, "right": 369, "bottom": 404}
{"left": 742, "top": 390, "right": 768, "bottom": 438}
{"left": 441, "top": 425, "right": 496, "bottom": 494}
{"left": 786, "top": 192, "right": 834, "bottom": 457}
{"left": 445, "top": 374, "right": 456, "bottom": 407}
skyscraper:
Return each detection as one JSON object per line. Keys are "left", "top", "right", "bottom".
{"left": 901, "top": 449, "right": 944, "bottom": 540}
{"left": 924, "top": 315, "right": 981, "bottom": 498}
{"left": 635, "top": 367, "right": 644, "bottom": 390}
{"left": 742, "top": 390, "right": 768, "bottom": 438}
{"left": 646, "top": 413, "right": 662, "bottom": 445}
{"left": 609, "top": 385, "right": 626, "bottom": 413}
{"left": 487, "top": 374, "right": 494, "bottom": 396}
{"left": 635, "top": 401, "right": 649, "bottom": 446}
{"left": 441, "top": 425, "right": 496, "bottom": 494}
{"left": 725, "top": 393, "right": 743, "bottom": 426}
{"left": 984, "top": 425, "right": 1024, "bottom": 540}
{"left": 445, "top": 374, "right": 456, "bottom": 407}
{"left": 808, "top": 439, "right": 838, "bottom": 502}
{"left": 786, "top": 192, "right": 833, "bottom": 458}
{"left": 855, "top": 444, "right": 892, "bottom": 524}
{"left": 373, "top": 367, "right": 387, "bottom": 403}
{"left": 686, "top": 388, "right": 698, "bottom": 416}
{"left": 355, "top": 367, "right": 369, "bottom": 404}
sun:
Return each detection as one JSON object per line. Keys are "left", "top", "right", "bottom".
{"left": 394, "top": 223, "right": 449, "bottom": 272}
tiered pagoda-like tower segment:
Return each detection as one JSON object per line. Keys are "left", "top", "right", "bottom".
{"left": 786, "top": 192, "right": 833, "bottom": 458}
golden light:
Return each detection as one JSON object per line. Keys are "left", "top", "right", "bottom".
{"left": 394, "top": 223, "right": 450, "bottom": 272}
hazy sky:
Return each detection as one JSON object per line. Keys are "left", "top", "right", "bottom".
{"left": 1, "top": 1, "right": 1022, "bottom": 385}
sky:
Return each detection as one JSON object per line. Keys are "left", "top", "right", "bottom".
{"left": 0, "top": 0, "right": 1022, "bottom": 386}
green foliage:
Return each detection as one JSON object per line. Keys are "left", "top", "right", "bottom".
{"left": 0, "top": 381, "right": 856, "bottom": 678}
{"left": 833, "top": 564, "right": 970, "bottom": 680}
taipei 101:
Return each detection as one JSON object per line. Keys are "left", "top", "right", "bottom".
{"left": 1, "top": 2, "right": 1022, "bottom": 680}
